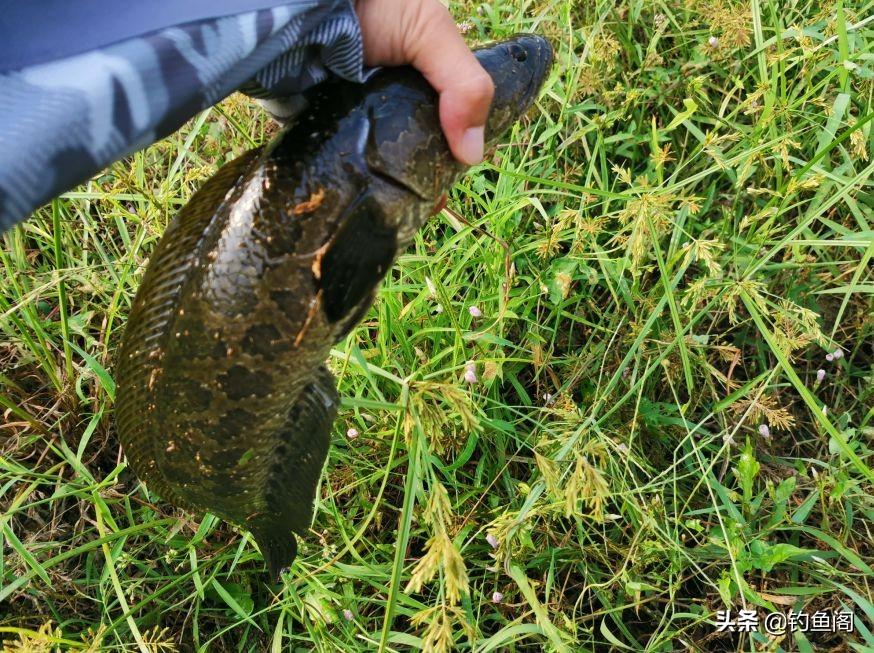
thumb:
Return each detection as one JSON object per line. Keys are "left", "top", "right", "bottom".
{"left": 404, "top": 2, "right": 495, "bottom": 165}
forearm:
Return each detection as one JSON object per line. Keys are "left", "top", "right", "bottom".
{"left": 0, "top": 1, "right": 369, "bottom": 232}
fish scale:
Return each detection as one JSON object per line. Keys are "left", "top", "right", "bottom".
{"left": 115, "top": 34, "right": 553, "bottom": 579}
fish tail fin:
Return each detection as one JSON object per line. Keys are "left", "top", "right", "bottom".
{"left": 251, "top": 527, "right": 298, "bottom": 582}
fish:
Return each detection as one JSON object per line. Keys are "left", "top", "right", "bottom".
{"left": 114, "top": 34, "right": 553, "bottom": 579}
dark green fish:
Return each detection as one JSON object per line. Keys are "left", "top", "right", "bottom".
{"left": 115, "top": 35, "right": 552, "bottom": 579}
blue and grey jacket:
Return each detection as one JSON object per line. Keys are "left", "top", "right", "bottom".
{"left": 0, "top": 0, "right": 372, "bottom": 232}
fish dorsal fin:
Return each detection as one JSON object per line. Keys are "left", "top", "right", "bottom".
{"left": 115, "top": 147, "right": 263, "bottom": 505}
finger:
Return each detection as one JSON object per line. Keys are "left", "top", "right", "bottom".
{"left": 404, "top": 1, "right": 494, "bottom": 165}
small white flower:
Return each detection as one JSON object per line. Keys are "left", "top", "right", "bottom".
{"left": 708, "top": 36, "right": 719, "bottom": 47}
{"left": 826, "top": 353, "right": 834, "bottom": 362}
{"left": 464, "top": 363, "right": 478, "bottom": 384}
{"left": 346, "top": 427, "right": 359, "bottom": 439}
{"left": 758, "top": 424, "right": 770, "bottom": 438}
{"left": 542, "top": 392, "right": 554, "bottom": 405}
{"left": 468, "top": 305, "right": 482, "bottom": 318}
{"left": 486, "top": 533, "right": 499, "bottom": 549}
{"left": 816, "top": 369, "right": 826, "bottom": 382}
{"left": 832, "top": 348, "right": 843, "bottom": 360}
{"left": 492, "top": 591, "right": 504, "bottom": 603}
{"left": 343, "top": 609, "right": 353, "bottom": 620}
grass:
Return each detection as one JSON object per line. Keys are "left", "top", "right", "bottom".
{"left": 1, "top": 0, "right": 873, "bottom": 650}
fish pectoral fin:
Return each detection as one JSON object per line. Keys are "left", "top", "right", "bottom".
{"left": 319, "top": 193, "right": 396, "bottom": 323}
{"left": 250, "top": 366, "right": 339, "bottom": 577}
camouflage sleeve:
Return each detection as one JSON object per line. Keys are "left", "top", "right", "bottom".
{"left": 0, "top": 1, "right": 372, "bottom": 232}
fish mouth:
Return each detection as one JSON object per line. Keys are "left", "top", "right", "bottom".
{"left": 516, "top": 34, "right": 554, "bottom": 110}
{"left": 476, "top": 34, "right": 554, "bottom": 143}
{"left": 477, "top": 34, "right": 554, "bottom": 125}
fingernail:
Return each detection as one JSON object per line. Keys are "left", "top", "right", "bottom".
{"left": 459, "top": 126, "right": 485, "bottom": 165}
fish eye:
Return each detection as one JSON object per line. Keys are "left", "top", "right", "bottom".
{"left": 511, "top": 46, "right": 528, "bottom": 62}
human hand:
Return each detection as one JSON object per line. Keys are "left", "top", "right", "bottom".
{"left": 354, "top": 0, "right": 495, "bottom": 165}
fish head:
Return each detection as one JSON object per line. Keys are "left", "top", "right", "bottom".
{"left": 476, "top": 34, "right": 554, "bottom": 145}
{"left": 363, "top": 34, "right": 553, "bottom": 244}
